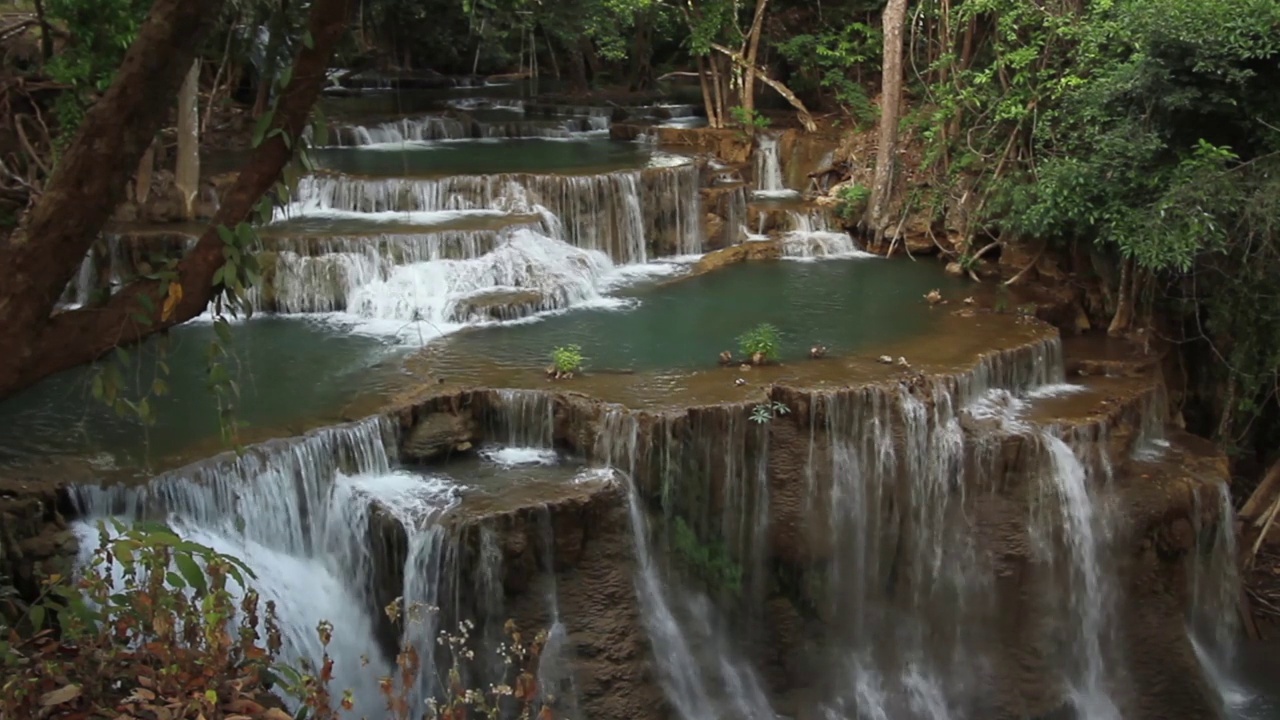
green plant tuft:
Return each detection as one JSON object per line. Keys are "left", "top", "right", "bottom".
{"left": 738, "top": 323, "right": 782, "bottom": 364}
{"left": 551, "top": 344, "right": 584, "bottom": 375}
{"left": 834, "top": 183, "right": 871, "bottom": 223}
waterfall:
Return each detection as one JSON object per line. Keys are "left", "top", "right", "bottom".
{"left": 1039, "top": 434, "right": 1122, "bottom": 720}
{"left": 330, "top": 115, "right": 471, "bottom": 145}
{"left": 280, "top": 168, "right": 699, "bottom": 265}
{"left": 482, "top": 389, "right": 556, "bottom": 448}
{"left": 780, "top": 231, "right": 868, "bottom": 260}
{"left": 601, "top": 407, "right": 778, "bottom": 720}
{"left": 753, "top": 134, "right": 785, "bottom": 194}
{"left": 253, "top": 229, "right": 617, "bottom": 328}
{"left": 69, "top": 417, "right": 414, "bottom": 717}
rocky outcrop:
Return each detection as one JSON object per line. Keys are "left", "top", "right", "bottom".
{"left": 0, "top": 478, "right": 76, "bottom": 614}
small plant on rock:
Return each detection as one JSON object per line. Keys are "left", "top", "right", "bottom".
{"left": 834, "top": 183, "right": 871, "bottom": 223}
{"left": 751, "top": 400, "right": 791, "bottom": 424}
{"left": 738, "top": 323, "right": 782, "bottom": 365}
{"left": 548, "top": 344, "right": 584, "bottom": 380}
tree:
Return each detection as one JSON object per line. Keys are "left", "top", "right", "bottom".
{"left": 0, "top": 0, "right": 354, "bottom": 401}
{"left": 865, "top": 0, "right": 906, "bottom": 241}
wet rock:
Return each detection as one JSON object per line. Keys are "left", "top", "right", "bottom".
{"left": 401, "top": 411, "right": 477, "bottom": 462}
{"left": 450, "top": 289, "right": 546, "bottom": 323}
{"left": 692, "top": 239, "right": 782, "bottom": 274}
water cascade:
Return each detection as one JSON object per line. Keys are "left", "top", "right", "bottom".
{"left": 753, "top": 133, "right": 787, "bottom": 196}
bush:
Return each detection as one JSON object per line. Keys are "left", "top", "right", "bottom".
{"left": 0, "top": 521, "right": 280, "bottom": 719}
{"left": 1, "top": 523, "right": 555, "bottom": 720}
{"left": 550, "top": 344, "right": 584, "bottom": 375}
{"left": 834, "top": 183, "right": 871, "bottom": 223}
{"left": 737, "top": 323, "right": 781, "bottom": 364}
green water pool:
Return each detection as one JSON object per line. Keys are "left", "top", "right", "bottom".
{"left": 0, "top": 256, "right": 966, "bottom": 476}
{"left": 312, "top": 137, "right": 651, "bottom": 178}
{"left": 431, "top": 255, "right": 968, "bottom": 374}
{"left": 0, "top": 318, "right": 408, "bottom": 475}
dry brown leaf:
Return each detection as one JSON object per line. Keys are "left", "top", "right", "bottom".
{"left": 225, "top": 698, "right": 266, "bottom": 714}
{"left": 125, "top": 688, "right": 157, "bottom": 703}
{"left": 39, "top": 684, "right": 82, "bottom": 707}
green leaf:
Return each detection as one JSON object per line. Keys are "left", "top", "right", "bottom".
{"left": 131, "top": 311, "right": 151, "bottom": 326}
{"left": 165, "top": 571, "right": 187, "bottom": 589}
{"left": 217, "top": 225, "right": 236, "bottom": 245}
{"left": 278, "top": 65, "right": 293, "bottom": 89}
{"left": 302, "top": 30, "right": 315, "bottom": 49}
{"left": 251, "top": 110, "right": 275, "bottom": 148}
{"left": 28, "top": 604, "right": 45, "bottom": 632}
{"left": 136, "top": 293, "right": 155, "bottom": 313}
{"left": 174, "top": 553, "right": 207, "bottom": 596}
{"left": 214, "top": 319, "right": 234, "bottom": 347}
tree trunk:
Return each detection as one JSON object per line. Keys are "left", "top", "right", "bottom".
{"left": 175, "top": 59, "right": 201, "bottom": 220}
{"left": 696, "top": 55, "right": 720, "bottom": 128}
{"left": 741, "top": 0, "right": 770, "bottom": 117}
{"left": 0, "top": 0, "right": 352, "bottom": 401}
{"left": 0, "top": 0, "right": 226, "bottom": 399}
{"left": 708, "top": 54, "right": 727, "bottom": 128}
{"left": 710, "top": 43, "right": 815, "bottom": 131}
{"left": 866, "top": 0, "right": 908, "bottom": 239}
{"left": 32, "top": 0, "right": 53, "bottom": 62}
{"left": 1108, "top": 256, "right": 1135, "bottom": 336}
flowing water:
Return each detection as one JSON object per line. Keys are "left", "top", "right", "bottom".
{"left": 14, "top": 85, "right": 1270, "bottom": 720}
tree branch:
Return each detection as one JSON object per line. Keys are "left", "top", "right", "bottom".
{"left": 0, "top": 0, "right": 354, "bottom": 400}
{"left": 709, "top": 42, "right": 816, "bottom": 132}
{"left": 0, "top": 0, "right": 227, "bottom": 390}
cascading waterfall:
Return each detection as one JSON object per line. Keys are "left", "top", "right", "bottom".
{"left": 70, "top": 417, "right": 408, "bottom": 717}
{"left": 279, "top": 168, "right": 699, "bottom": 265}
{"left": 598, "top": 408, "right": 778, "bottom": 720}
{"left": 253, "top": 229, "right": 617, "bottom": 327}
{"left": 329, "top": 115, "right": 471, "bottom": 145}
{"left": 753, "top": 133, "right": 786, "bottom": 195}
{"left": 1039, "top": 434, "right": 1122, "bottom": 720}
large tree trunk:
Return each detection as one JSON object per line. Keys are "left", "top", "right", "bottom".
{"left": 0, "top": 0, "right": 353, "bottom": 401}
{"left": 741, "top": 0, "right": 770, "bottom": 117}
{"left": 0, "top": 0, "right": 227, "bottom": 399}
{"left": 867, "top": 0, "right": 908, "bottom": 240}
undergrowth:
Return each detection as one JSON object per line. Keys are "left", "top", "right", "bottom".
{"left": 0, "top": 523, "right": 552, "bottom": 720}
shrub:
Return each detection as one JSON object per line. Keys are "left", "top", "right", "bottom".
{"left": 737, "top": 323, "right": 782, "bottom": 364}
{"left": 834, "top": 183, "right": 871, "bottom": 223}
{"left": 1, "top": 523, "right": 555, "bottom": 720}
{"left": 551, "top": 344, "right": 584, "bottom": 375}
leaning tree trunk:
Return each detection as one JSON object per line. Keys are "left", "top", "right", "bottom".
{"left": 0, "top": 0, "right": 353, "bottom": 401}
{"left": 866, "top": 0, "right": 908, "bottom": 241}
{"left": 741, "top": 0, "right": 770, "bottom": 118}
{"left": 0, "top": 0, "right": 227, "bottom": 399}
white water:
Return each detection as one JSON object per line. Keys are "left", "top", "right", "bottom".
{"left": 1041, "top": 434, "right": 1121, "bottom": 720}
{"left": 753, "top": 134, "right": 786, "bottom": 195}
{"left": 600, "top": 409, "right": 778, "bottom": 720}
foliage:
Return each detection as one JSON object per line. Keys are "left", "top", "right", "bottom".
{"left": 833, "top": 183, "right": 871, "bottom": 223}
{"left": 750, "top": 400, "right": 790, "bottom": 424}
{"left": 0, "top": 521, "right": 278, "bottom": 719}
{"left": 1, "top": 523, "right": 555, "bottom": 720}
{"left": 775, "top": 22, "right": 879, "bottom": 121}
{"left": 737, "top": 323, "right": 781, "bottom": 363}
{"left": 730, "top": 105, "right": 770, "bottom": 132}
{"left": 44, "top": 0, "right": 151, "bottom": 145}
{"left": 551, "top": 344, "right": 584, "bottom": 375}
{"left": 911, "top": 0, "right": 1280, "bottom": 451}
{"left": 671, "top": 517, "right": 742, "bottom": 594}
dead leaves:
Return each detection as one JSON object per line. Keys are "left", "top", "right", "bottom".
{"left": 160, "top": 281, "right": 183, "bottom": 322}
{"left": 39, "top": 684, "right": 82, "bottom": 708}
